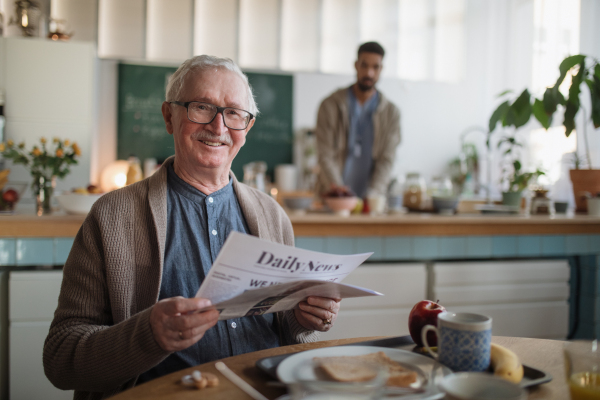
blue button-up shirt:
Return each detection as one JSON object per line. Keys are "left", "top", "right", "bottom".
{"left": 343, "top": 88, "right": 379, "bottom": 198}
{"left": 137, "top": 165, "right": 280, "bottom": 383}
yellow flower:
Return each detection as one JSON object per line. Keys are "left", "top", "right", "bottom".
{"left": 32, "top": 147, "right": 42, "bottom": 157}
{"left": 56, "top": 148, "right": 64, "bottom": 157}
{"left": 40, "top": 137, "right": 47, "bottom": 144}
{"left": 53, "top": 137, "right": 60, "bottom": 143}
{"left": 18, "top": 142, "right": 25, "bottom": 149}
{"left": 72, "top": 142, "right": 81, "bottom": 156}
{"left": 64, "top": 140, "right": 70, "bottom": 146}
{"left": 0, "top": 143, "right": 5, "bottom": 152}
{"left": 7, "top": 140, "right": 14, "bottom": 147}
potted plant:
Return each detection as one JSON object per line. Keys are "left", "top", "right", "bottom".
{"left": 497, "top": 134, "right": 544, "bottom": 207}
{"left": 489, "top": 54, "right": 600, "bottom": 212}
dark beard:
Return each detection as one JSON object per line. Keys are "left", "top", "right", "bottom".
{"left": 357, "top": 80, "right": 374, "bottom": 92}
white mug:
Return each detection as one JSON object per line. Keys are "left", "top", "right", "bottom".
{"left": 422, "top": 312, "right": 492, "bottom": 372}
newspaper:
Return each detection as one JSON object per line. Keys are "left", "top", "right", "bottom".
{"left": 195, "top": 231, "right": 381, "bottom": 320}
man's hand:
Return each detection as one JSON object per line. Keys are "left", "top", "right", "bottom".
{"left": 294, "top": 296, "right": 341, "bottom": 332}
{"left": 150, "top": 297, "right": 219, "bottom": 352}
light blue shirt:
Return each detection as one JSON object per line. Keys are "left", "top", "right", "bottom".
{"left": 342, "top": 88, "right": 379, "bottom": 198}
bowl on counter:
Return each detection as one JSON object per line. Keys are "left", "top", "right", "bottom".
{"left": 283, "top": 196, "right": 314, "bottom": 215}
{"left": 56, "top": 193, "right": 104, "bottom": 215}
{"left": 324, "top": 196, "right": 358, "bottom": 217}
{"left": 432, "top": 196, "right": 459, "bottom": 215}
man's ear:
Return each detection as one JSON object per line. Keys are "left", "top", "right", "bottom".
{"left": 245, "top": 118, "right": 255, "bottom": 133}
{"left": 161, "top": 102, "right": 174, "bottom": 135}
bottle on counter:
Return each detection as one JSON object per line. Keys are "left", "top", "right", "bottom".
{"left": 403, "top": 172, "right": 427, "bottom": 211}
{"left": 126, "top": 155, "right": 143, "bottom": 185}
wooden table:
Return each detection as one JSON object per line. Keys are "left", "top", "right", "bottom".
{"left": 109, "top": 336, "right": 567, "bottom": 400}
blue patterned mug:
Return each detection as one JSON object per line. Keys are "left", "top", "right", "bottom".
{"left": 422, "top": 312, "right": 492, "bottom": 372}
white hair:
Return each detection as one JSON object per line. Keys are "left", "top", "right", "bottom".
{"left": 165, "top": 55, "right": 259, "bottom": 116}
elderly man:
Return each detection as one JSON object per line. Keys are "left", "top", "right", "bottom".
{"left": 44, "top": 55, "right": 340, "bottom": 399}
{"left": 315, "top": 41, "right": 401, "bottom": 199}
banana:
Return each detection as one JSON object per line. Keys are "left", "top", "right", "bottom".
{"left": 490, "top": 343, "right": 524, "bottom": 383}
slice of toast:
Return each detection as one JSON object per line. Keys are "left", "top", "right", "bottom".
{"left": 314, "top": 351, "right": 418, "bottom": 387}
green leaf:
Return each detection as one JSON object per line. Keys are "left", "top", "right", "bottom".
{"left": 510, "top": 89, "right": 533, "bottom": 128}
{"left": 595, "top": 64, "right": 600, "bottom": 80}
{"left": 489, "top": 100, "right": 510, "bottom": 132}
{"left": 559, "top": 55, "right": 586, "bottom": 79}
{"left": 513, "top": 160, "right": 522, "bottom": 172}
{"left": 589, "top": 76, "right": 600, "bottom": 129}
{"left": 497, "top": 89, "right": 513, "bottom": 97}
{"left": 563, "top": 60, "right": 586, "bottom": 136}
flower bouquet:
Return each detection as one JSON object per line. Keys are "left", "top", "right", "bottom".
{"left": 0, "top": 137, "right": 81, "bottom": 215}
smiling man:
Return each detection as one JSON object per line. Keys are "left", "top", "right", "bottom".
{"left": 43, "top": 55, "right": 339, "bottom": 400}
{"left": 315, "top": 42, "right": 401, "bottom": 200}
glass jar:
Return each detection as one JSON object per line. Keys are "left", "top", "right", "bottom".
{"left": 429, "top": 176, "right": 453, "bottom": 198}
{"left": 403, "top": 172, "right": 427, "bottom": 211}
{"left": 387, "top": 177, "right": 404, "bottom": 213}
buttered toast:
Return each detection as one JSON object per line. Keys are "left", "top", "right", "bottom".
{"left": 314, "top": 351, "right": 418, "bottom": 387}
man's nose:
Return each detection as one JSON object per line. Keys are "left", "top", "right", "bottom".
{"left": 208, "top": 110, "right": 228, "bottom": 132}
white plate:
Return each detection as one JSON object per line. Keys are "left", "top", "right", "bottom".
{"left": 276, "top": 345, "right": 452, "bottom": 399}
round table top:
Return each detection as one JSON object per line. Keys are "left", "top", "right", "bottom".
{"left": 109, "top": 336, "right": 567, "bottom": 400}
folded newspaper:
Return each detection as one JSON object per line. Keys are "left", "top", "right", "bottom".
{"left": 195, "top": 231, "right": 382, "bottom": 320}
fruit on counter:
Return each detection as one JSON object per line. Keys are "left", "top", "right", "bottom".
{"left": 2, "top": 189, "right": 19, "bottom": 204}
{"left": 352, "top": 198, "right": 364, "bottom": 214}
{"left": 490, "top": 343, "right": 524, "bottom": 383}
{"left": 324, "top": 185, "right": 356, "bottom": 198}
{"left": 408, "top": 300, "right": 446, "bottom": 347}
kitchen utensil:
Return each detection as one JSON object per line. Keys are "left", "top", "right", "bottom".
{"left": 432, "top": 196, "right": 459, "bottom": 214}
{"left": 283, "top": 196, "right": 313, "bottom": 214}
{"left": 438, "top": 372, "right": 527, "bottom": 400}
{"left": 215, "top": 361, "right": 269, "bottom": 400}
{"left": 276, "top": 345, "right": 452, "bottom": 400}
{"left": 324, "top": 196, "right": 358, "bottom": 216}
{"left": 56, "top": 193, "right": 103, "bottom": 215}
{"left": 422, "top": 312, "right": 492, "bottom": 372}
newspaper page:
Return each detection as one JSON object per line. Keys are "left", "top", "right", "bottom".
{"left": 195, "top": 231, "right": 381, "bottom": 320}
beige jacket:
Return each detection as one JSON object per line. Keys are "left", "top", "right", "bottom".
{"left": 314, "top": 87, "right": 401, "bottom": 196}
{"left": 43, "top": 157, "right": 318, "bottom": 400}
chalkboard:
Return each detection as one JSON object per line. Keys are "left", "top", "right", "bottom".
{"left": 117, "top": 64, "right": 177, "bottom": 162}
{"left": 117, "top": 64, "right": 293, "bottom": 180}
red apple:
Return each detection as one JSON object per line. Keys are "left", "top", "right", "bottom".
{"left": 408, "top": 300, "right": 446, "bottom": 347}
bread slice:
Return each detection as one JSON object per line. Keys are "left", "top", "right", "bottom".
{"left": 314, "top": 351, "right": 418, "bottom": 387}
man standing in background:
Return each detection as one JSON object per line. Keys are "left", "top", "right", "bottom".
{"left": 314, "top": 42, "right": 401, "bottom": 200}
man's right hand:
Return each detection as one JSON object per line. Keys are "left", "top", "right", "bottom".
{"left": 149, "top": 296, "right": 219, "bottom": 352}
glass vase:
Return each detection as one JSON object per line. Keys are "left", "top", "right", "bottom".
{"left": 34, "top": 175, "right": 56, "bottom": 216}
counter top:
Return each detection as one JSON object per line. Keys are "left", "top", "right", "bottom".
{"left": 1, "top": 210, "right": 599, "bottom": 237}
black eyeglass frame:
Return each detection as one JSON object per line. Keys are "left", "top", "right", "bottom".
{"left": 170, "top": 101, "right": 255, "bottom": 130}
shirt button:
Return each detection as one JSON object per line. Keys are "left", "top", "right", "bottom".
{"left": 231, "top": 322, "right": 237, "bottom": 328}
{"left": 208, "top": 197, "right": 214, "bottom": 203}
{"left": 212, "top": 229, "right": 217, "bottom": 236}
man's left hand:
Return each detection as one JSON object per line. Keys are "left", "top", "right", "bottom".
{"left": 294, "top": 296, "right": 341, "bottom": 332}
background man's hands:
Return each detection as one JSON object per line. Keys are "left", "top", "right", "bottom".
{"left": 150, "top": 297, "right": 219, "bottom": 352}
{"left": 294, "top": 296, "right": 341, "bottom": 332}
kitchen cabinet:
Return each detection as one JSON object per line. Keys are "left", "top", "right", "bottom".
{"left": 9, "top": 271, "right": 72, "bottom": 400}
{"left": 0, "top": 37, "right": 96, "bottom": 196}
{"left": 431, "top": 260, "right": 570, "bottom": 339}
{"left": 318, "top": 263, "right": 427, "bottom": 341}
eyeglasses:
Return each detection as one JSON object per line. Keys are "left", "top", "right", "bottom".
{"left": 170, "top": 101, "right": 254, "bottom": 130}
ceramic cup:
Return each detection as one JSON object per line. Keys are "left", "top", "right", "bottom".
{"left": 422, "top": 312, "right": 492, "bottom": 372}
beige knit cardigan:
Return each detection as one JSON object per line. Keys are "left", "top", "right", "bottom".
{"left": 43, "top": 157, "right": 318, "bottom": 400}
{"left": 314, "top": 87, "right": 401, "bottom": 197}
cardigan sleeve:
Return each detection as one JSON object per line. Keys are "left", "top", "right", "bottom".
{"left": 43, "top": 205, "right": 171, "bottom": 392}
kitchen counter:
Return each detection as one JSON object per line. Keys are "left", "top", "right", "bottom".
{"left": 1, "top": 211, "right": 599, "bottom": 237}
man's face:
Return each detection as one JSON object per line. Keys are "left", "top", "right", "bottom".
{"left": 162, "top": 68, "right": 254, "bottom": 176}
{"left": 355, "top": 52, "right": 383, "bottom": 91}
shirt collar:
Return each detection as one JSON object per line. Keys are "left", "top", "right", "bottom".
{"left": 167, "top": 163, "right": 233, "bottom": 203}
